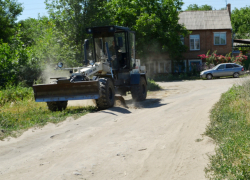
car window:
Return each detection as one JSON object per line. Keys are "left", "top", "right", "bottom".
{"left": 217, "top": 65, "right": 225, "bottom": 69}
{"left": 233, "top": 64, "right": 240, "bottom": 67}
{"left": 226, "top": 64, "right": 233, "bottom": 68}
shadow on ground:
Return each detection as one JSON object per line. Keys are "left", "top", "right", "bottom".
{"left": 126, "top": 98, "right": 167, "bottom": 109}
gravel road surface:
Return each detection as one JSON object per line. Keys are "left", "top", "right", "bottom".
{"left": 0, "top": 78, "right": 240, "bottom": 180}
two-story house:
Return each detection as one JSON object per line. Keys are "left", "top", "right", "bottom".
{"left": 144, "top": 4, "right": 232, "bottom": 74}
{"left": 178, "top": 4, "right": 232, "bottom": 72}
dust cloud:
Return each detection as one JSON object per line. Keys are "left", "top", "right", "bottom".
{"left": 41, "top": 64, "right": 71, "bottom": 84}
{"left": 140, "top": 53, "right": 171, "bottom": 77}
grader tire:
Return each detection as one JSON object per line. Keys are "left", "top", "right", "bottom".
{"left": 96, "top": 78, "right": 115, "bottom": 110}
{"left": 131, "top": 77, "right": 147, "bottom": 102}
{"left": 47, "top": 101, "right": 68, "bottom": 111}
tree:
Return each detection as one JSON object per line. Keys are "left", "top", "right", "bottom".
{"left": 45, "top": 0, "right": 109, "bottom": 64}
{"left": 0, "top": 0, "right": 23, "bottom": 42}
{"left": 231, "top": 6, "right": 250, "bottom": 39}
{"left": 0, "top": 30, "right": 38, "bottom": 87}
{"left": 185, "top": 4, "right": 213, "bottom": 11}
{"left": 106, "top": 0, "right": 189, "bottom": 60}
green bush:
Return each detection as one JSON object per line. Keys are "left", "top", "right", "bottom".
{"left": 0, "top": 33, "right": 42, "bottom": 87}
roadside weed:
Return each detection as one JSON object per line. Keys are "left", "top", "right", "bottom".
{"left": 205, "top": 79, "right": 250, "bottom": 179}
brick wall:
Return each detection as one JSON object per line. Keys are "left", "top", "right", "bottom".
{"left": 182, "top": 29, "right": 232, "bottom": 61}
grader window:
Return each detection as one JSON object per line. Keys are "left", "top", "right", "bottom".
{"left": 94, "top": 36, "right": 114, "bottom": 62}
{"left": 115, "top": 32, "right": 128, "bottom": 69}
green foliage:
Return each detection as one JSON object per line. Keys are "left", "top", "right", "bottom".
{"left": 205, "top": 79, "right": 250, "bottom": 179}
{"left": 147, "top": 78, "right": 162, "bottom": 91}
{"left": 45, "top": 0, "right": 109, "bottom": 64}
{"left": 0, "top": 31, "right": 40, "bottom": 87}
{"left": 0, "top": 1, "right": 43, "bottom": 87}
{"left": 19, "top": 16, "right": 77, "bottom": 67}
{"left": 232, "top": 6, "right": 250, "bottom": 39}
{"left": 0, "top": 0, "right": 23, "bottom": 42}
{"left": 106, "top": 0, "right": 189, "bottom": 60}
{"left": 185, "top": 4, "right": 213, "bottom": 11}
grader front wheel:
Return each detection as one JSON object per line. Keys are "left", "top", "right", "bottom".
{"left": 96, "top": 78, "right": 115, "bottom": 110}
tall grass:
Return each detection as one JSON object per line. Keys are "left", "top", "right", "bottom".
{"left": 0, "top": 84, "right": 33, "bottom": 106}
{"left": 205, "top": 79, "right": 250, "bottom": 179}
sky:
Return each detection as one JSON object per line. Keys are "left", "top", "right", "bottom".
{"left": 17, "top": 0, "right": 250, "bottom": 21}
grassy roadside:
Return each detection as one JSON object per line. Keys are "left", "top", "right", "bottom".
{"left": 0, "top": 80, "right": 161, "bottom": 140}
{"left": 0, "top": 85, "right": 96, "bottom": 140}
{"left": 205, "top": 79, "right": 250, "bottom": 179}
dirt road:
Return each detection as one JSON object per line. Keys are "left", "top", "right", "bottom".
{"left": 0, "top": 78, "right": 240, "bottom": 180}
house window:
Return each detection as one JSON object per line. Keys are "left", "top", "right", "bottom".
{"left": 180, "top": 35, "right": 184, "bottom": 45}
{"left": 214, "top": 32, "right": 226, "bottom": 45}
{"left": 189, "top": 60, "right": 202, "bottom": 71}
{"left": 190, "top": 35, "right": 200, "bottom": 50}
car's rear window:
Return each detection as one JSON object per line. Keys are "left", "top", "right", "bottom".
{"left": 226, "top": 64, "right": 234, "bottom": 68}
{"left": 233, "top": 64, "right": 240, "bottom": 67}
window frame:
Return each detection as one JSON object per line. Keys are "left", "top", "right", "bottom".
{"left": 189, "top": 34, "right": 200, "bottom": 51}
{"left": 214, "top": 32, "right": 227, "bottom": 45}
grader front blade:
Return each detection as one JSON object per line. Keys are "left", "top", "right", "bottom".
{"left": 32, "top": 81, "right": 100, "bottom": 102}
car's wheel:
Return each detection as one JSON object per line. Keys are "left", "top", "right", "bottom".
{"left": 131, "top": 77, "right": 147, "bottom": 101}
{"left": 47, "top": 101, "right": 68, "bottom": 111}
{"left": 233, "top": 72, "right": 239, "bottom": 78}
{"left": 96, "top": 78, "right": 115, "bottom": 110}
{"left": 206, "top": 74, "right": 213, "bottom": 80}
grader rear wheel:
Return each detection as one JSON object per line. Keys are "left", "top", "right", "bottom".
{"left": 96, "top": 78, "right": 115, "bottom": 110}
{"left": 131, "top": 77, "right": 147, "bottom": 102}
{"left": 47, "top": 101, "right": 68, "bottom": 111}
